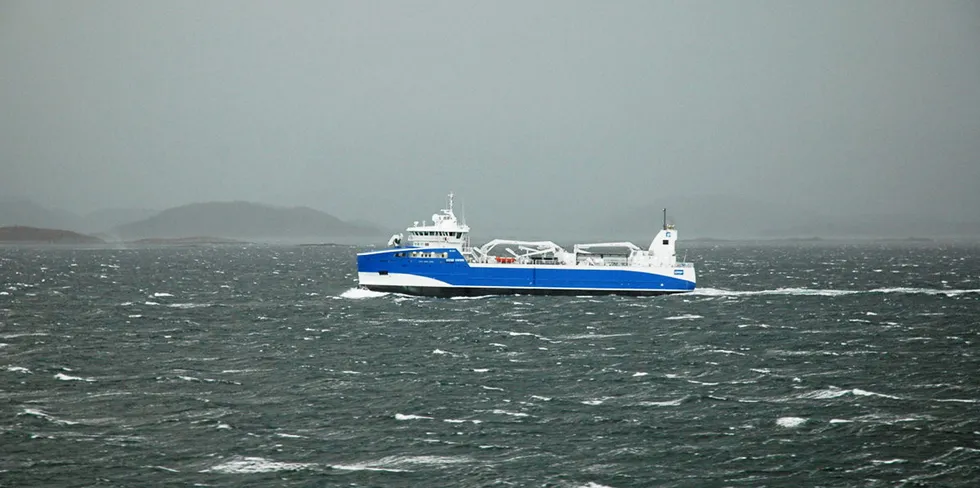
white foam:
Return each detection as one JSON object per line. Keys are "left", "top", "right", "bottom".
{"left": 491, "top": 409, "right": 530, "bottom": 417}
{"left": 829, "top": 419, "right": 853, "bottom": 424}
{"left": 776, "top": 417, "right": 807, "bottom": 428}
{"left": 797, "top": 387, "right": 851, "bottom": 400}
{"left": 472, "top": 368, "right": 489, "bottom": 373}
{"left": 934, "top": 398, "right": 980, "bottom": 403}
{"left": 55, "top": 373, "right": 95, "bottom": 382}
{"left": 665, "top": 314, "right": 703, "bottom": 320}
{"left": 639, "top": 398, "right": 685, "bottom": 407}
{"left": 5, "top": 366, "right": 31, "bottom": 373}
{"left": 202, "top": 456, "right": 315, "bottom": 474}
{"left": 167, "top": 303, "right": 211, "bottom": 309}
{"left": 530, "top": 395, "right": 552, "bottom": 401}
{"left": 153, "top": 292, "right": 174, "bottom": 297}
{"left": 693, "top": 287, "right": 980, "bottom": 297}
{"left": 394, "top": 413, "right": 433, "bottom": 421}
{"left": 632, "top": 372, "right": 648, "bottom": 377}
{"left": 578, "top": 483, "right": 614, "bottom": 488}
{"left": 330, "top": 455, "right": 472, "bottom": 473}
{"left": 851, "top": 388, "right": 902, "bottom": 400}
{"left": 709, "top": 349, "right": 746, "bottom": 356}
{"left": 561, "top": 333, "right": 633, "bottom": 340}
{"left": 19, "top": 408, "right": 78, "bottom": 425}
{"left": 339, "top": 287, "right": 387, "bottom": 299}
{"left": 481, "top": 385, "right": 504, "bottom": 391}
{"left": 872, "top": 459, "right": 907, "bottom": 465}
{"left": 581, "top": 399, "right": 605, "bottom": 406}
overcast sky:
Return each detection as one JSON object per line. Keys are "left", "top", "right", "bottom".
{"left": 1, "top": 0, "right": 978, "bottom": 232}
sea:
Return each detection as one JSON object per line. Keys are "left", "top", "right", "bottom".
{"left": 1, "top": 241, "right": 978, "bottom": 487}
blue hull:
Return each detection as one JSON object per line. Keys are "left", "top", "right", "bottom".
{"left": 356, "top": 247, "right": 696, "bottom": 297}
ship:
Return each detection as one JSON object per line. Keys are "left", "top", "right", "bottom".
{"left": 355, "top": 193, "right": 696, "bottom": 297}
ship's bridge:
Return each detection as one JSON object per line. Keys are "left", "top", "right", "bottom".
{"left": 389, "top": 193, "right": 470, "bottom": 250}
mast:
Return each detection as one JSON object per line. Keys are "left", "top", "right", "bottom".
{"left": 663, "top": 208, "right": 667, "bottom": 230}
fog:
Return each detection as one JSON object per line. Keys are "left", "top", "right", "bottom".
{"left": 2, "top": 1, "right": 978, "bottom": 238}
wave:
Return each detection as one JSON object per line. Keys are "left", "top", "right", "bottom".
{"left": 201, "top": 456, "right": 315, "bottom": 474}
{"left": 339, "top": 287, "right": 387, "bottom": 299}
{"left": 776, "top": 416, "right": 807, "bottom": 428}
{"left": 691, "top": 287, "right": 980, "bottom": 297}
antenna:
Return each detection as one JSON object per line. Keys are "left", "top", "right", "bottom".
{"left": 663, "top": 208, "right": 667, "bottom": 230}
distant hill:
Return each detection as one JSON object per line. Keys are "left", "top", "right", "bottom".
{"left": 110, "top": 201, "right": 386, "bottom": 242}
{"left": 126, "top": 236, "right": 246, "bottom": 246}
{"left": 82, "top": 207, "right": 159, "bottom": 233}
{"left": 0, "top": 226, "right": 104, "bottom": 244}
{"left": 0, "top": 200, "right": 84, "bottom": 232}
{"left": 0, "top": 199, "right": 159, "bottom": 234}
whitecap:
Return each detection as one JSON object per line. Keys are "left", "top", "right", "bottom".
{"left": 394, "top": 413, "right": 433, "bottom": 421}
{"left": 167, "top": 303, "right": 211, "bottom": 309}
{"left": 530, "top": 395, "right": 552, "bottom": 401}
{"left": 5, "top": 366, "right": 31, "bottom": 373}
{"left": 201, "top": 456, "right": 315, "bottom": 474}
{"left": 55, "top": 373, "right": 95, "bottom": 382}
{"left": 339, "top": 287, "right": 387, "bottom": 299}
{"left": 472, "top": 368, "right": 489, "bottom": 373}
{"left": 19, "top": 408, "right": 79, "bottom": 425}
{"left": 632, "top": 372, "right": 648, "bottom": 377}
{"left": 796, "top": 387, "right": 851, "bottom": 400}
{"left": 491, "top": 409, "right": 530, "bottom": 417}
{"left": 638, "top": 398, "right": 685, "bottom": 407}
{"left": 152, "top": 292, "right": 174, "bottom": 297}
{"left": 851, "top": 388, "right": 902, "bottom": 400}
{"left": 665, "top": 314, "right": 703, "bottom": 320}
{"left": 776, "top": 416, "right": 807, "bottom": 428}
{"left": 331, "top": 455, "right": 472, "bottom": 473}
{"left": 872, "top": 459, "right": 907, "bottom": 465}
{"left": 709, "top": 349, "right": 746, "bottom": 356}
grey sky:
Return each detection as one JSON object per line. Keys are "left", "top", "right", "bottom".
{"left": 2, "top": 0, "right": 978, "bottom": 234}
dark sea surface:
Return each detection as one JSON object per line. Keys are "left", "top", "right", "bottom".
{"left": 1, "top": 242, "right": 979, "bottom": 487}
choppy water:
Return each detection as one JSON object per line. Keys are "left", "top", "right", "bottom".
{"left": 1, "top": 242, "right": 978, "bottom": 487}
